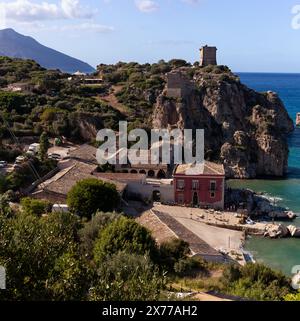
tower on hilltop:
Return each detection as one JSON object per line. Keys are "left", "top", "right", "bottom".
{"left": 200, "top": 45, "right": 217, "bottom": 66}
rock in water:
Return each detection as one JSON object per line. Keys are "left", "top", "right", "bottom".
{"left": 287, "top": 225, "right": 300, "bottom": 238}
{"left": 264, "top": 224, "right": 290, "bottom": 239}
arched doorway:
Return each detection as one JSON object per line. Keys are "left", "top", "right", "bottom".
{"left": 193, "top": 192, "right": 199, "bottom": 206}
{"left": 148, "top": 170, "right": 155, "bottom": 177}
{"left": 153, "top": 190, "right": 161, "bottom": 202}
{"left": 131, "top": 170, "right": 138, "bottom": 174}
{"left": 157, "top": 169, "right": 166, "bottom": 179}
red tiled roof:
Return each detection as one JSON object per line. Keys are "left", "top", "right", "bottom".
{"left": 175, "top": 161, "right": 225, "bottom": 176}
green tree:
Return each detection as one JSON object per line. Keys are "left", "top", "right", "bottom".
{"left": 159, "top": 238, "right": 191, "bottom": 272}
{"left": 79, "top": 211, "right": 120, "bottom": 258}
{"left": 89, "top": 252, "right": 166, "bottom": 301}
{"left": 21, "top": 197, "right": 52, "bottom": 217}
{"left": 47, "top": 250, "right": 91, "bottom": 301}
{"left": 0, "top": 211, "right": 81, "bottom": 300}
{"left": 93, "top": 216, "right": 158, "bottom": 264}
{"left": 39, "top": 131, "right": 50, "bottom": 160}
{"left": 67, "top": 178, "right": 120, "bottom": 219}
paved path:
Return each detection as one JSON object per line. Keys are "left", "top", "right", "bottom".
{"left": 154, "top": 205, "right": 244, "bottom": 251}
{"left": 152, "top": 209, "right": 226, "bottom": 263}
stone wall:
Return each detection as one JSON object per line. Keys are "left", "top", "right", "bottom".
{"left": 166, "top": 71, "right": 194, "bottom": 99}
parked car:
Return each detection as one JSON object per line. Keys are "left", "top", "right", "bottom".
{"left": 246, "top": 218, "right": 255, "bottom": 225}
{"left": 52, "top": 204, "right": 69, "bottom": 213}
{"left": 0, "top": 161, "right": 8, "bottom": 168}
{"left": 28, "top": 143, "right": 40, "bottom": 155}
{"left": 48, "top": 153, "right": 62, "bottom": 161}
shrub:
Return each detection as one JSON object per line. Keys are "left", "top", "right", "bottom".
{"left": 221, "top": 263, "right": 291, "bottom": 301}
{"left": 0, "top": 211, "right": 80, "bottom": 300}
{"left": 67, "top": 178, "right": 120, "bottom": 219}
{"left": 21, "top": 197, "right": 52, "bottom": 217}
{"left": 159, "top": 238, "right": 191, "bottom": 272}
{"left": 89, "top": 252, "right": 166, "bottom": 301}
{"left": 78, "top": 211, "right": 120, "bottom": 258}
{"left": 93, "top": 216, "right": 158, "bottom": 264}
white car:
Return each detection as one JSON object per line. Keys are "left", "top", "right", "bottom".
{"left": 246, "top": 218, "right": 255, "bottom": 225}
{"left": 48, "top": 153, "right": 62, "bottom": 161}
{"left": 0, "top": 161, "right": 7, "bottom": 168}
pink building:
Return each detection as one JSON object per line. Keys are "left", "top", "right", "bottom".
{"left": 173, "top": 161, "right": 225, "bottom": 210}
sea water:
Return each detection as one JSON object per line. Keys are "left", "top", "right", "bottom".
{"left": 228, "top": 73, "right": 300, "bottom": 275}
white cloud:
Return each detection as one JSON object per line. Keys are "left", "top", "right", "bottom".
{"left": 135, "top": 0, "right": 159, "bottom": 13}
{"left": 0, "top": 0, "right": 95, "bottom": 22}
{"left": 60, "top": 22, "right": 114, "bottom": 33}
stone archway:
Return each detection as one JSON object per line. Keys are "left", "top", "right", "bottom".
{"left": 157, "top": 169, "right": 166, "bottom": 179}
{"left": 148, "top": 170, "right": 155, "bottom": 177}
{"left": 131, "top": 170, "right": 138, "bottom": 174}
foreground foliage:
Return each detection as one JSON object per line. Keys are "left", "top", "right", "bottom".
{"left": 221, "top": 263, "right": 292, "bottom": 301}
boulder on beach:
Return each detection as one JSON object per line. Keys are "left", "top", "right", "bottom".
{"left": 264, "top": 224, "right": 290, "bottom": 239}
{"left": 287, "top": 225, "right": 300, "bottom": 238}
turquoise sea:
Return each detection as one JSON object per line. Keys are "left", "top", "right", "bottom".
{"left": 229, "top": 73, "right": 300, "bottom": 275}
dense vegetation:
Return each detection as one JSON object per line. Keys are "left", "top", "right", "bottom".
{"left": 0, "top": 56, "right": 235, "bottom": 143}
{"left": 0, "top": 204, "right": 207, "bottom": 301}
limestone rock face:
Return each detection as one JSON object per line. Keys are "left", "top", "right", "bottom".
{"left": 152, "top": 68, "right": 294, "bottom": 178}
{"left": 69, "top": 112, "right": 103, "bottom": 141}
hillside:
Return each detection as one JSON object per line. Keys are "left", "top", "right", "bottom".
{"left": 0, "top": 28, "right": 95, "bottom": 74}
{"left": 0, "top": 57, "right": 294, "bottom": 178}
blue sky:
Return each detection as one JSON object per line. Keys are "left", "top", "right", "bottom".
{"left": 1, "top": 0, "right": 300, "bottom": 72}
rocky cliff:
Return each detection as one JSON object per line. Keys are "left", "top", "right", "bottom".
{"left": 152, "top": 66, "right": 294, "bottom": 178}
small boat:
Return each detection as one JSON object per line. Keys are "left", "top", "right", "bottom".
{"left": 296, "top": 113, "right": 300, "bottom": 127}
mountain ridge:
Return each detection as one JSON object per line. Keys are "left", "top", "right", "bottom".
{"left": 0, "top": 28, "right": 95, "bottom": 74}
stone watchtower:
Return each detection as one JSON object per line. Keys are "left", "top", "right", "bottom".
{"left": 200, "top": 45, "right": 217, "bottom": 66}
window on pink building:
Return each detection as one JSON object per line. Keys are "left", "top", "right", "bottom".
{"left": 210, "top": 181, "right": 216, "bottom": 191}
{"left": 177, "top": 180, "right": 185, "bottom": 190}
{"left": 192, "top": 180, "right": 199, "bottom": 190}
{"left": 210, "top": 191, "right": 216, "bottom": 199}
